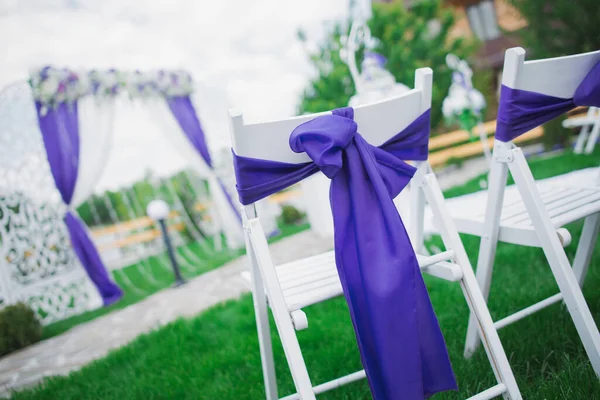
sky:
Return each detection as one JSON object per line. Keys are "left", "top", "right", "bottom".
{"left": 0, "top": 0, "right": 355, "bottom": 192}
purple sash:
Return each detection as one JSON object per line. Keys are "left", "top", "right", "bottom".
{"left": 496, "top": 61, "right": 600, "bottom": 142}
{"left": 233, "top": 108, "right": 457, "bottom": 399}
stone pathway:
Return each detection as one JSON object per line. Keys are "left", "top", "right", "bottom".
{"left": 0, "top": 230, "right": 334, "bottom": 397}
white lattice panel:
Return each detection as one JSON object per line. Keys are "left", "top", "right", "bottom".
{"left": 0, "top": 82, "right": 102, "bottom": 325}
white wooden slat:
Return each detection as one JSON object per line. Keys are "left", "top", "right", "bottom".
{"left": 499, "top": 187, "right": 572, "bottom": 223}
{"left": 286, "top": 283, "right": 344, "bottom": 311}
{"left": 277, "top": 260, "right": 335, "bottom": 284}
{"left": 276, "top": 251, "right": 333, "bottom": 273}
{"left": 507, "top": 189, "right": 600, "bottom": 227}
{"left": 279, "top": 266, "right": 338, "bottom": 290}
{"left": 273, "top": 249, "right": 459, "bottom": 312}
{"left": 498, "top": 186, "right": 575, "bottom": 224}
{"left": 552, "top": 201, "right": 600, "bottom": 228}
{"left": 543, "top": 191, "right": 600, "bottom": 221}
{"left": 502, "top": 188, "right": 591, "bottom": 226}
{"left": 457, "top": 185, "right": 600, "bottom": 248}
{"left": 466, "top": 383, "right": 507, "bottom": 400}
{"left": 470, "top": 184, "right": 567, "bottom": 224}
{"left": 282, "top": 276, "right": 341, "bottom": 298}
{"left": 506, "top": 188, "right": 598, "bottom": 224}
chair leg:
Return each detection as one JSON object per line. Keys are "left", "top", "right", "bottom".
{"left": 464, "top": 234, "right": 499, "bottom": 358}
{"left": 252, "top": 281, "right": 279, "bottom": 399}
{"left": 459, "top": 272, "right": 522, "bottom": 400}
{"left": 248, "top": 237, "right": 279, "bottom": 399}
{"left": 465, "top": 157, "right": 509, "bottom": 358}
{"left": 510, "top": 149, "right": 600, "bottom": 377}
{"left": 247, "top": 219, "right": 316, "bottom": 399}
{"left": 421, "top": 173, "right": 521, "bottom": 399}
{"left": 539, "top": 235, "right": 600, "bottom": 376}
{"left": 572, "top": 212, "right": 600, "bottom": 288}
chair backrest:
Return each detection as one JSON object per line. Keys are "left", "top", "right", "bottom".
{"left": 229, "top": 68, "right": 432, "bottom": 167}
{"left": 502, "top": 47, "right": 600, "bottom": 98}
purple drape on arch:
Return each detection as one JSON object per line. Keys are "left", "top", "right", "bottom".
{"left": 233, "top": 108, "right": 456, "bottom": 399}
{"left": 496, "top": 61, "right": 600, "bottom": 142}
{"left": 35, "top": 102, "right": 123, "bottom": 306}
{"left": 166, "top": 96, "right": 241, "bottom": 221}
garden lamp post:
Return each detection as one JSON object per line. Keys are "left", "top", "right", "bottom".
{"left": 147, "top": 199, "right": 186, "bottom": 287}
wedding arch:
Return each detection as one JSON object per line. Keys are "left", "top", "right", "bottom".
{"left": 0, "top": 66, "right": 253, "bottom": 323}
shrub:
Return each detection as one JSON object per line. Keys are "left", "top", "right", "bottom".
{"left": 280, "top": 205, "right": 305, "bottom": 225}
{"left": 0, "top": 302, "right": 42, "bottom": 357}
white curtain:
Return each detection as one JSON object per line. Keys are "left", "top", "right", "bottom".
{"left": 143, "top": 98, "right": 253, "bottom": 249}
{"left": 71, "top": 92, "right": 277, "bottom": 250}
{"left": 71, "top": 96, "right": 115, "bottom": 207}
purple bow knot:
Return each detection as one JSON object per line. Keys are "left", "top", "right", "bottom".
{"left": 289, "top": 109, "right": 358, "bottom": 179}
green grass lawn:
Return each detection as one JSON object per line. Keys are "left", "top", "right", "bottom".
{"left": 41, "top": 221, "right": 309, "bottom": 340}
{"left": 13, "top": 149, "right": 600, "bottom": 399}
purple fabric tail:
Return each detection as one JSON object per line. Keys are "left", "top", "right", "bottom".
{"left": 36, "top": 101, "right": 123, "bottom": 306}
{"left": 65, "top": 212, "right": 123, "bottom": 305}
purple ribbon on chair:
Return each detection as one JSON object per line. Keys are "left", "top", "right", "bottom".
{"left": 233, "top": 108, "right": 456, "bottom": 399}
{"left": 496, "top": 61, "right": 600, "bottom": 142}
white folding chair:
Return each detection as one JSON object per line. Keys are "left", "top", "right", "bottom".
{"left": 454, "top": 47, "right": 600, "bottom": 375}
{"left": 230, "top": 68, "right": 521, "bottom": 400}
{"left": 567, "top": 106, "right": 600, "bottom": 154}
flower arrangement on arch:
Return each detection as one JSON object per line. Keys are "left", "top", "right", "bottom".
{"left": 29, "top": 66, "right": 194, "bottom": 115}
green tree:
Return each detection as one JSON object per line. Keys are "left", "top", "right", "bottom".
{"left": 298, "top": 0, "right": 474, "bottom": 129}
{"left": 509, "top": 0, "right": 600, "bottom": 59}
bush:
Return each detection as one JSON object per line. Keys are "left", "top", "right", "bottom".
{"left": 280, "top": 205, "right": 305, "bottom": 225}
{"left": 0, "top": 302, "right": 42, "bottom": 357}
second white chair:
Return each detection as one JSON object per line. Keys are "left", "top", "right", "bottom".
{"left": 453, "top": 47, "right": 600, "bottom": 376}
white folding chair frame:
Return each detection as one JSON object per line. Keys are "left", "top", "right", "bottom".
{"left": 569, "top": 107, "right": 600, "bottom": 154}
{"left": 231, "top": 69, "right": 521, "bottom": 399}
{"left": 241, "top": 163, "right": 521, "bottom": 400}
{"left": 462, "top": 48, "right": 600, "bottom": 377}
